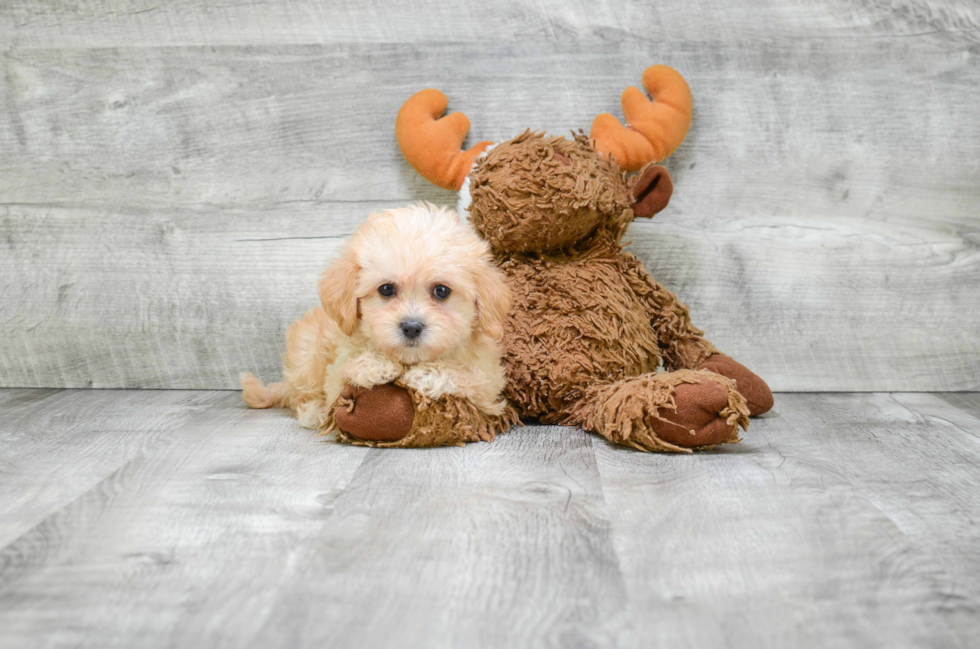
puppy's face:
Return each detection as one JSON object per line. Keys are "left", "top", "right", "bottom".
{"left": 358, "top": 257, "right": 476, "bottom": 365}
{"left": 320, "top": 204, "right": 510, "bottom": 365}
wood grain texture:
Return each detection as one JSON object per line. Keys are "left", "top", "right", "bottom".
{"left": 0, "top": 389, "right": 370, "bottom": 648}
{"left": 2, "top": 0, "right": 978, "bottom": 47}
{"left": 1, "top": 389, "right": 980, "bottom": 647}
{"left": 592, "top": 392, "right": 980, "bottom": 648}
{"left": 251, "top": 424, "right": 628, "bottom": 648}
{"left": 936, "top": 392, "right": 980, "bottom": 420}
{"left": 0, "top": 389, "right": 225, "bottom": 547}
{"left": 1, "top": 4, "right": 979, "bottom": 391}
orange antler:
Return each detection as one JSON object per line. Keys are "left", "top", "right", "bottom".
{"left": 590, "top": 65, "right": 693, "bottom": 172}
{"left": 395, "top": 89, "right": 493, "bottom": 191}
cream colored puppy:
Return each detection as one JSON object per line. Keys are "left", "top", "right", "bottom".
{"left": 241, "top": 203, "right": 511, "bottom": 432}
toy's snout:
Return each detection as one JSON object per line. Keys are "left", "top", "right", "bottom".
{"left": 631, "top": 165, "right": 673, "bottom": 218}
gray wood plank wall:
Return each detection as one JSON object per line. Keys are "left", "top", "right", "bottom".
{"left": 1, "top": 1, "right": 978, "bottom": 390}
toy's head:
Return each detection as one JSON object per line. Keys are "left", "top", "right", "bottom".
{"left": 396, "top": 66, "right": 692, "bottom": 254}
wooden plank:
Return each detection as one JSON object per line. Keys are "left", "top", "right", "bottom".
{"left": 783, "top": 393, "right": 980, "bottom": 645}
{"left": 935, "top": 392, "right": 980, "bottom": 422}
{"left": 3, "top": 42, "right": 978, "bottom": 209}
{"left": 2, "top": 41, "right": 978, "bottom": 390}
{"left": 2, "top": 0, "right": 978, "bottom": 47}
{"left": 0, "top": 389, "right": 228, "bottom": 547}
{"left": 0, "top": 390, "right": 370, "bottom": 649}
{"left": 0, "top": 202, "right": 359, "bottom": 389}
{"left": 0, "top": 387, "right": 63, "bottom": 410}
{"left": 0, "top": 401, "right": 627, "bottom": 648}
{"left": 593, "top": 393, "right": 980, "bottom": 648}
{"left": 248, "top": 425, "right": 628, "bottom": 648}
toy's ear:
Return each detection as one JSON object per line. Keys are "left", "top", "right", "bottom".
{"left": 473, "top": 264, "right": 511, "bottom": 341}
{"left": 630, "top": 164, "right": 674, "bottom": 218}
{"left": 319, "top": 245, "right": 361, "bottom": 336}
{"left": 396, "top": 89, "right": 493, "bottom": 191}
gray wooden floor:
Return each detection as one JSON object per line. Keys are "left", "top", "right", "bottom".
{"left": 0, "top": 389, "right": 978, "bottom": 648}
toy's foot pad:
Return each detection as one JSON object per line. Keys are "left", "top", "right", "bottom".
{"left": 334, "top": 383, "right": 415, "bottom": 442}
{"left": 651, "top": 379, "right": 741, "bottom": 448}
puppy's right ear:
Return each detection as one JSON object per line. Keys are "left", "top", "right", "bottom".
{"left": 319, "top": 245, "right": 360, "bottom": 336}
{"left": 474, "top": 264, "right": 512, "bottom": 341}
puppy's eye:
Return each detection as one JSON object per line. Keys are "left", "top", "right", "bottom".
{"left": 378, "top": 283, "right": 396, "bottom": 298}
{"left": 432, "top": 284, "right": 451, "bottom": 300}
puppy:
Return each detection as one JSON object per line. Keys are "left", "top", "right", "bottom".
{"left": 241, "top": 203, "right": 511, "bottom": 434}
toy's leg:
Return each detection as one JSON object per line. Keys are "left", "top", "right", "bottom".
{"left": 566, "top": 369, "right": 750, "bottom": 453}
{"left": 327, "top": 383, "right": 520, "bottom": 448}
{"left": 698, "top": 354, "right": 774, "bottom": 416}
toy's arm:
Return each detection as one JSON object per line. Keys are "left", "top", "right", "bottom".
{"left": 621, "top": 254, "right": 773, "bottom": 415}
{"left": 330, "top": 350, "right": 516, "bottom": 446}
{"left": 328, "top": 382, "right": 518, "bottom": 448}
{"left": 622, "top": 254, "right": 774, "bottom": 414}
{"left": 621, "top": 252, "right": 719, "bottom": 371}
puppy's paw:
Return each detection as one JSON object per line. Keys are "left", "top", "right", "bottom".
{"left": 343, "top": 349, "right": 404, "bottom": 389}
{"left": 400, "top": 363, "right": 464, "bottom": 399}
{"left": 334, "top": 383, "right": 415, "bottom": 443}
{"left": 401, "top": 363, "right": 506, "bottom": 416}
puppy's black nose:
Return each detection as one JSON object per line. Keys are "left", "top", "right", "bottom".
{"left": 400, "top": 320, "right": 425, "bottom": 340}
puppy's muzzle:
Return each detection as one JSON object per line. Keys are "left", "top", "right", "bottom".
{"left": 400, "top": 319, "right": 425, "bottom": 341}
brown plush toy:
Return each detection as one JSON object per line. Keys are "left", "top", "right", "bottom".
{"left": 395, "top": 65, "right": 774, "bottom": 452}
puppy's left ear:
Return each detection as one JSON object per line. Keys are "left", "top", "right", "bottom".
{"left": 474, "top": 264, "right": 511, "bottom": 341}
{"left": 319, "top": 244, "right": 361, "bottom": 336}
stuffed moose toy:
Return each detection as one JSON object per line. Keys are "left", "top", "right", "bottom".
{"left": 337, "top": 64, "right": 773, "bottom": 451}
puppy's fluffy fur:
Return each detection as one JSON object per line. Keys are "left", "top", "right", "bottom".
{"left": 241, "top": 204, "right": 511, "bottom": 431}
